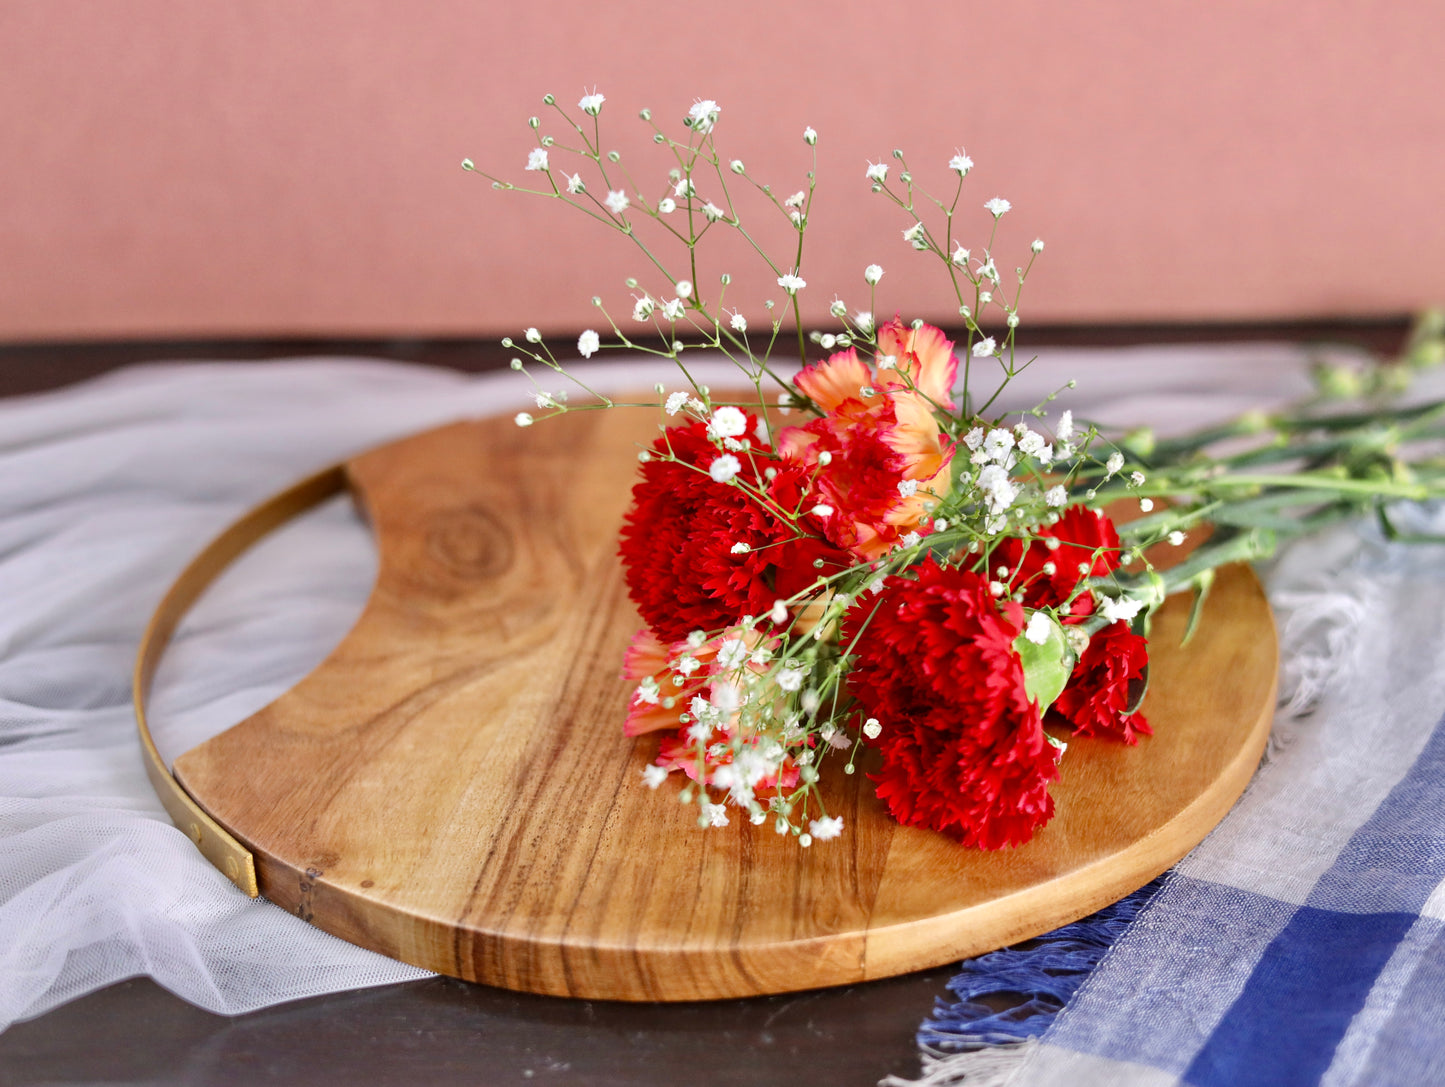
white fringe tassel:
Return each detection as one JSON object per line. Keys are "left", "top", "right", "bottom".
{"left": 881, "top": 1039, "right": 1038, "bottom": 1087}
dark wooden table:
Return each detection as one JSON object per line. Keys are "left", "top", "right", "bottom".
{"left": 0, "top": 320, "right": 1409, "bottom": 1087}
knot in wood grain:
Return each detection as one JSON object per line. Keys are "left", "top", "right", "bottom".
{"left": 425, "top": 506, "right": 515, "bottom": 580}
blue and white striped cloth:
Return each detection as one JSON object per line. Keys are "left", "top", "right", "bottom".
{"left": 905, "top": 504, "right": 1445, "bottom": 1086}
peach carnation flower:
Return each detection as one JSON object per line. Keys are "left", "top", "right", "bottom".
{"left": 776, "top": 318, "right": 957, "bottom": 560}
{"left": 621, "top": 628, "right": 797, "bottom": 791}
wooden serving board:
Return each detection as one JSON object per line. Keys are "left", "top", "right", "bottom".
{"left": 156, "top": 408, "right": 1276, "bottom": 1002}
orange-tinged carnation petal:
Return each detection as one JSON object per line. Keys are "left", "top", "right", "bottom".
{"left": 875, "top": 318, "right": 957, "bottom": 409}
{"left": 625, "top": 699, "right": 685, "bottom": 736}
{"left": 884, "top": 391, "right": 951, "bottom": 481}
{"left": 622, "top": 628, "right": 671, "bottom": 680}
{"left": 795, "top": 347, "right": 871, "bottom": 413}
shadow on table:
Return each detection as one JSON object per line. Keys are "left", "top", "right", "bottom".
{"left": 0, "top": 965, "right": 957, "bottom": 1087}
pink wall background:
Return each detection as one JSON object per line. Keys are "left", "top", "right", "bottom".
{"left": 3, "top": 2, "right": 1443, "bottom": 342}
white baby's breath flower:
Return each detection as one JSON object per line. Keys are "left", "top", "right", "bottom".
{"left": 604, "top": 190, "right": 630, "bottom": 215}
{"left": 972, "top": 336, "right": 997, "bottom": 358}
{"left": 709, "top": 406, "right": 748, "bottom": 438}
{"left": 900, "top": 531, "right": 922, "bottom": 548}
{"left": 897, "top": 479, "right": 918, "bottom": 497}
{"left": 658, "top": 197, "right": 677, "bottom": 214}
{"left": 949, "top": 151, "right": 974, "bottom": 175}
{"left": 1045, "top": 485, "right": 1068, "bottom": 507}
{"left": 703, "top": 201, "right": 727, "bottom": 222}
{"left": 809, "top": 815, "right": 844, "bottom": 841}
{"left": 784, "top": 191, "right": 806, "bottom": 209}
{"left": 664, "top": 391, "right": 689, "bottom": 415}
{"left": 769, "top": 599, "right": 789, "bottom": 625}
{"left": 853, "top": 311, "right": 874, "bottom": 333}
{"left": 674, "top": 178, "right": 697, "bottom": 198}
{"left": 862, "top": 717, "right": 882, "bottom": 739}
{"left": 1139, "top": 498, "right": 1155, "bottom": 512}
{"left": 524, "top": 327, "right": 542, "bottom": 343}
{"left": 578, "top": 91, "right": 605, "bottom": 116}
{"left": 984, "top": 196, "right": 1011, "bottom": 216}
{"left": 1169, "top": 530, "right": 1186, "bottom": 546}
{"left": 565, "top": 173, "right": 585, "bottom": 194}
{"left": 675, "top": 279, "right": 693, "bottom": 300}
{"left": 1100, "top": 596, "right": 1144, "bottom": 624}
{"left": 729, "top": 541, "right": 749, "bottom": 555}
{"left": 514, "top": 412, "right": 534, "bottom": 427}
{"left": 865, "top": 162, "right": 889, "bottom": 182}
{"left": 730, "top": 312, "right": 747, "bottom": 332}
{"left": 662, "top": 298, "right": 685, "bottom": 320}
{"left": 810, "top": 503, "right": 834, "bottom": 518}
{"left": 864, "top": 264, "right": 884, "bottom": 285}
{"left": 777, "top": 666, "right": 806, "bottom": 692}
{"left": 709, "top": 455, "right": 741, "bottom": 483}
{"left": 903, "top": 222, "right": 926, "bottom": 247}
{"left": 803, "top": 126, "right": 817, "bottom": 145}
{"left": 963, "top": 427, "right": 985, "bottom": 451}
{"left": 983, "top": 428, "right": 1015, "bottom": 460}
{"left": 634, "top": 676, "right": 660, "bottom": 705}
{"left": 1024, "top": 611, "right": 1054, "bottom": 646}
{"left": 1056, "top": 410, "right": 1075, "bottom": 443}
{"left": 1018, "top": 428, "right": 1047, "bottom": 457}
{"left": 633, "top": 295, "right": 655, "bottom": 322}
{"left": 977, "top": 464, "right": 1018, "bottom": 513}
{"left": 951, "top": 244, "right": 970, "bottom": 266}
{"left": 577, "top": 329, "right": 600, "bottom": 358}
{"left": 716, "top": 638, "right": 749, "bottom": 669}
{"left": 707, "top": 802, "right": 730, "bottom": 828}
{"left": 1032, "top": 238, "right": 1045, "bottom": 253}
{"left": 526, "top": 147, "right": 549, "bottom": 171}
{"left": 1106, "top": 451, "right": 1125, "bottom": 476}
{"left": 688, "top": 98, "right": 720, "bottom": 134}
{"left": 641, "top": 763, "right": 668, "bottom": 788}
{"left": 777, "top": 272, "right": 806, "bottom": 294}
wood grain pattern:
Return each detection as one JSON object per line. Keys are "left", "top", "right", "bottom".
{"left": 171, "top": 409, "right": 1278, "bottom": 1001}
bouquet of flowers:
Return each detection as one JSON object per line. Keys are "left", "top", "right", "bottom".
{"left": 466, "top": 93, "right": 1445, "bottom": 850}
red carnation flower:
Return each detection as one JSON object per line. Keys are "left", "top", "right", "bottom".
{"left": 1052, "top": 621, "right": 1153, "bottom": 744}
{"left": 843, "top": 557, "right": 1061, "bottom": 849}
{"left": 994, "top": 505, "right": 1122, "bottom": 622}
{"left": 619, "top": 418, "right": 848, "bottom": 643}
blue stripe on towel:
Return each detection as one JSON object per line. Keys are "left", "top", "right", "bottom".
{"left": 1184, "top": 715, "right": 1445, "bottom": 1087}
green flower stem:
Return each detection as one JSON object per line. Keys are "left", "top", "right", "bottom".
{"left": 1083, "top": 527, "right": 1280, "bottom": 638}
{"left": 1203, "top": 473, "right": 1433, "bottom": 500}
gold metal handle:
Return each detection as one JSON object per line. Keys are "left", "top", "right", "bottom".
{"left": 132, "top": 464, "right": 350, "bottom": 897}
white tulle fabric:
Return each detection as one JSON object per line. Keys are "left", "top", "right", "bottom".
{"left": 0, "top": 345, "right": 1332, "bottom": 1031}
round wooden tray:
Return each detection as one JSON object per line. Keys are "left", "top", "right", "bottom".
{"left": 135, "top": 408, "right": 1277, "bottom": 1001}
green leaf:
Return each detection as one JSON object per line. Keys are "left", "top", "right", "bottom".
{"left": 1181, "top": 568, "right": 1215, "bottom": 647}
{"left": 1014, "top": 616, "right": 1074, "bottom": 714}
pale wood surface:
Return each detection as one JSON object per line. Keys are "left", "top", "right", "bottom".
{"left": 172, "top": 409, "right": 1278, "bottom": 1001}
